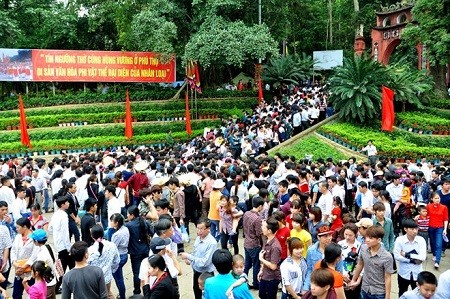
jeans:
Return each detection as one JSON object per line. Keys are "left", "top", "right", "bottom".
{"left": 132, "top": 196, "right": 140, "bottom": 207}
{"left": 429, "top": 227, "right": 444, "bottom": 263}
{"left": 43, "top": 189, "right": 50, "bottom": 212}
{"left": 112, "top": 253, "right": 128, "bottom": 299}
{"left": 68, "top": 220, "right": 80, "bottom": 242}
{"left": 244, "top": 246, "right": 261, "bottom": 288}
{"left": 360, "top": 290, "right": 385, "bottom": 299}
{"left": 130, "top": 253, "right": 148, "bottom": 294}
{"left": 209, "top": 219, "right": 220, "bottom": 241}
{"left": 259, "top": 279, "right": 280, "bottom": 299}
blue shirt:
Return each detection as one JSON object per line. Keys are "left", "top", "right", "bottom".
{"left": 302, "top": 241, "right": 343, "bottom": 291}
{"left": 125, "top": 218, "right": 150, "bottom": 255}
{"left": 187, "top": 233, "right": 216, "bottom": 273}
{"left": 204, "top": 273, "right": 252, "bottom": 299}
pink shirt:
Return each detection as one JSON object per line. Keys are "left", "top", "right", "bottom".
{"left": 27, "top": 280, "right": 47, "bottom": 299}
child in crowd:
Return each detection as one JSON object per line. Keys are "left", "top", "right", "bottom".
{"left": 416, "top": 205, "right": 429, "bottom": 250}
{"left": 226, "top": 254, "right": 248, "bottom": 298}
{"left": 229, "top": 195, "right": 242, "bottom": 235}
{"left": 330, "top": 197, "right": 343, "bottom": 232}
{"left": 290, "top": 213, "right": 312, "bottom": 258}
{"left": 198, "top": 272, "right": 214, "bottom": 299}
{"left": 23, "top": 260, "right": 54, "bottom": 299}
{"left": 394, "top": 179, "right": 413, "bottom": 216}
{"left": 399, "top": 271, "right": 437, "bottom": 299}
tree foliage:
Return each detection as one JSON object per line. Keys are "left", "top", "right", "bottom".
{"left": 328, "top": 55, "right": 387, "bottom": 124}
{"left": 262, "top": 54, "right": 315, "bottom": 87}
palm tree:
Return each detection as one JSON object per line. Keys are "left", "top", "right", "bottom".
{"left": 386, "top": 61, "right": 434, "bottom": 112}
{"left": 262, "top": 54, "right": 315, "bottom": 87}
{"left": 328, "top": 55, "right": 387, "bottom": 124}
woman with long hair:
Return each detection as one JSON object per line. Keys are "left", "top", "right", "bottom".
{"left": 143, "top": 255, "right": 175, "bottom": 299}
{"left": 88, "top": 224, "right": 120, "bottom": 299}
{"left": 308, "top": 207, "right": 324, "bottom": 244}
{"left": 219, "top": 195, "right": 243, "bottom": 254}
{"left": 109, "top": 213, "right": 130, "bottom": 299}
{"left": 125, "top": 205, "right": 151, "bottom": 296}
{"left": 314, "top": 243, "right": 344, "bottom": 299}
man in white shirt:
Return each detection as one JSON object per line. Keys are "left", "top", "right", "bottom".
{"left": 104, "top": 185, "right": 121, "bottom": 222}
{"left": 48, "top": 196, "right": 74, "bottom": 293}
{"left": 0, "top": 176, "right": 15, "bottom": 213}
{"left": 317, "top": 182, "right": 333, "bottom": 223}
{"left": 357, "top": 181, "right": 374, "bottom": 219}
{"left": 361, "top": 140, "right": 378, "bottom": 164}
{"left": 394, "top": 219, "right": 427, "bottom": 297}
{"left": 11, "top": 186, "right": 28, "bottom": 222}
{"left": 31, "top": 169, "right": 47, "bottom": 208}
{"left": 292, "top": 110, "right": 301, "bottom": 135}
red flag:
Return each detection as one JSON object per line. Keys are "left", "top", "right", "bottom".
{"left": 258, "top": 78, "right": 264, "bottom": 103}
{"left": 125, "top": 89, "right": 133, "bottom": 139}
{"left": 381, "top": 85, "right": 395, "bottom": 132}
{"left": 185, "top": 91, "right": 192, "bottom": 135}
{"left": 18, "top": 94, "right": 31, "bottom": 148}
{"left": 194, "top": 62, "right": 202, "bottom": 93}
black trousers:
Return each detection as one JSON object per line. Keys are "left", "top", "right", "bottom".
{"left": 56, "top": 249, "right": 75, "bottom": 290}
{"left": 398, "top": 273, "right": 416, "bottom": 297}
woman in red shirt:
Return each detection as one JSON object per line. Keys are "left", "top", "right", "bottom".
{"left": 427, "top": 192, "right": 448, "bottom": 269}
{"left": 273, "top": 210, "right": 291, "bottom": 262}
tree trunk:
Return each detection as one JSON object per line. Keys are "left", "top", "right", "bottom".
{"left": 430, "top": 64, "right": 448, "bottom": 98}
{"left": 328, "top": 0, "right": 333, "bottom": 46}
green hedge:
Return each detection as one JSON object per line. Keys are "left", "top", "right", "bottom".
{"left": 0, "top": 88, "right": 257, "bottom": 111}
{"left": 318, "top": 123, "right": 450, "bottom": 159}
{"left": 0, "top": 129, "right": 204, "bottom": 154}
{"left": 0, "top": 98, "right": 257, "bottom": 118}
{"left": 421, "top": 107, "right": 450, "bottom": 120}
{"left": 396, "top": 112, "right": 450, "bottom": 131}
{"left": 273, "top": 135, "right": 347, "bottom": 161}
{"left": 0, "top": 108, "right": 243, "bottom": 130}
{"left": 428, "top": 98, "right": 450, "bottom": 110}
{"left": 0, "top": 120, "right": 221, "bottom": 143}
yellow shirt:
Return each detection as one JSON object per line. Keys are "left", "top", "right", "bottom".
{"left": 290, "top": 228, "right": 312, "bottom": 257}
{"left": 208, "top": 190, "right": 222, "bottom": 221}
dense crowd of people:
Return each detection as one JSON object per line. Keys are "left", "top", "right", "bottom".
{"left": 0, "top": 84, "right": 448, "bottom": 299}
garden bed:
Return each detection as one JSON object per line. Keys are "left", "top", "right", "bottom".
{"left": 273, "top": 135, "right": 348, "bottom": 161}
{"left": 396, "top": 112, "right": 450, "bottom": 134}
{"left": 318, "top": 123, "right": 450, "bottom": 159}
{"left": 0, "top": 129, "right": 204, "bottom": 155}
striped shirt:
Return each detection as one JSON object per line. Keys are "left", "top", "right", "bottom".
{"left": 416, "top": 216, "right": 429, "bottom": 232}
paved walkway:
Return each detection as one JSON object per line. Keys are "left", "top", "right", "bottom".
{"left": 30, "top": 216, "right": 448, "bottom": 299}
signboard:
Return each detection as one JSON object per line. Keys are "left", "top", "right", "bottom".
{"left": 313, "top": 50, "right": 343, "bottom": 70}
{"left": 0, "top": 48, "right": 176, "bottom": 83}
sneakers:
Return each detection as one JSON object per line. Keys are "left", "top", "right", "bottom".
{"left": 434, "top": 263, "right": 439, "bottom": 269}
{"left": 432, "top": 256, "right": 436, "bottom": 262}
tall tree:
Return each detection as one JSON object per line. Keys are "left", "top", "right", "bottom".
{"left": 402, "top": 0, "right": 450, "bottom": 96}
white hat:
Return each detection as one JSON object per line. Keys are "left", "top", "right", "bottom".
{"left": 134, "top": 160, "right": 149, "bottom": 172}
{"left": 374, "top": 170, "right": 384, "bottom": 176}
{"left": 212, "top": 179, "right": 225, "bottom": 189}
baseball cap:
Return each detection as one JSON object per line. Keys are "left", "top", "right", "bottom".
{"left": 316, "top": 224, "right": 334, "bottom": 236}
{"left": 150, "top": 237, "right": 171, "bottom": 254}
{"left": 355, "top": 218, "right": 374, "bottom": 229}
{"left": 28, "top": 229, "right": 47, "bottom": 242}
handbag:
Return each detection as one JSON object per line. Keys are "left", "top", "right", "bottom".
{"left": 46, "top": 244, "right": 64, "bottom": 279}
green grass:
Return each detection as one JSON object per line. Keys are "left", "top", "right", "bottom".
{"left": 274, "top": 135, "right": 348, "bottom": 161}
